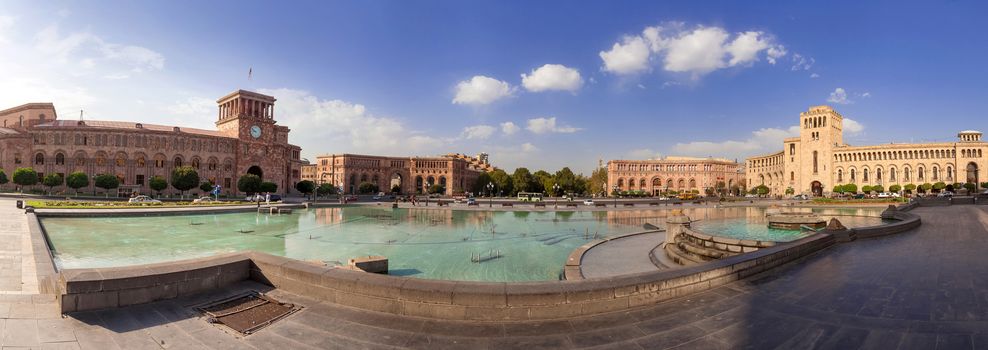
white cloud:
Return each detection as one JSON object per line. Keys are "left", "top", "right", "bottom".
{"left": 0, "top": 15, "right": 16, "bottom": 44}
{"left": 521, "top": 143, "right": 538, "bottom": 152}
{"left": 500, "top": 121, "right": 519, "bottom": 135}
{"left": 601, "top": 23, "right": 785, "bottom": 78}
{"left": 670, "top": 126, "right": 800, "bottom": 161}
{"left": 34, "top": 25, "right": 164, "bottom": 73}
{"left": 460, "top": 125, "right": 496, "bottom": 140}
{"left": 810, "top": 73, "right": 820, "bottom": 78}
{"left": 525, "top": 117, "right": 581, "bottom": 134}
{"left": 521, "top": 64, "right": 583, "bottom": 92}
{"left": 259, "top": 88, "right": 443, "bottom": 154}
{"left": 827, "top": 87, "right": 851, "bottom": 104}
{"left": 858, "top": 92, "right": 871, "bottom": 98}
{"left": 167, "top": 97, "right": 215, "bottom": 116}
{"left": 628, "top": 148, "right": 662, "bottom": 160}
{"left": 452, "top": 75, "right": 513, "bottom": 105}
{"left": 599, "top": 36, "right": 651, "bottom": 75}
{"left": 791, "top": 53, "right": 814, "bottom": 71}
{"left": 843, "top": 118, "right": 864, "bottom": 134}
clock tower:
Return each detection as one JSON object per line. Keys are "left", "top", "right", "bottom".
{"left": 215, "top": 89, "right": 301, "bottom": 191}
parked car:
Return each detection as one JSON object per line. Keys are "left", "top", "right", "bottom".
{"left": 583, "top": 199, "right": 595, "bottom": 206}
{"left": 937, "top": 191, "right": 954, "bottom": 198}
{"left": 877, "top": 192, "right": 901, "bottom": 199}
{"left": 658, "top": 196, "right": 671, "bottom": 201}
{"left": 192, "top": 196, "right": 217, "bottom": 204}
{"left": 128, "top": 195, "right": 161, "bottom": 204}
{"left": 791, "top": 194, "right": 809, "bottom": 200}
{"left": 344, "top": 195, "right": 358, "bottom": 201}
{"left": 744, "top": 194, "right": 757, "bottom": 198}
{"left": 372, "top": 195, "right": 383, "bottom": 200}
{"left": 466, "top": 197, "right": 477, "bottom": 205}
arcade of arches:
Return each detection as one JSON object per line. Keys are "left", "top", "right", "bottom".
{"left": 607, "top": 156, "right": 744, "bottom": 195}
{"left": 305, "top": 153, "right": 490, "bottom": 195}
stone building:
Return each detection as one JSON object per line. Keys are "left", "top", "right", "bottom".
{"left": 607, "top": 156, "right": 745, "bottom": 195}
{"left": 304, "top": 153, "right": 493, "bottom": 195}
{"left": 746, "top": 105, "right": 987, "bottom": 196}
{"left": 0, "top": 89, "right": 304, "bottom": 196}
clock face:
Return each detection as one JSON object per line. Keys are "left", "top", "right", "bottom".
{"left": 249, "top": 125, "right": 262, "bottom": 139}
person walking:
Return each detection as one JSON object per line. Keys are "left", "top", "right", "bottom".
{"left": 265, "top": 192, "right": 270, "bottom": 205}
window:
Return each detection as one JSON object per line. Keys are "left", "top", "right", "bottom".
{"left": 933, "top": 167, "right": 939, "bottom": 180}
{"left": 96, "top": 154, "right": 106, "bottom": 166}
{"left": 813, "top": 151, "right": 818, "bottom": 174}
{"left": 116, "top": 156, "right": 126, "bottom": 167}
{"left": 174, "top": 157, "right": 183, "bottom": 167}
{"left": 919, "top": 167, "right": 925, "bottom": 180}
{"left": 135, "top": 174, "right": 145, "bottom": 186}
{"left": 34, "top": 153, "right": 44, "bottom": 165}
{"left": 75, "top": 155, "right": 85, "bottom": 166}
{"left": 55, "top": 153, "right": 65, "bottom": 165}
{"left": 837, "top": 169, "right": 843, "bottom": 182}
{"left": 864, "top": 169, "right": 869, "bottom": 182}
{"left": 136, "top": 157, "right": 146, "bottom": 167}
{"left": 14, "top": 153, "right": 21, "bottom": 164}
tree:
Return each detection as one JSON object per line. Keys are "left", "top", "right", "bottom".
{"left": 785, "top": 187, "right": 795, "bottom": 195}
{"left": 964, "top": 182, "right": 977, "bottom": 192}
{"left": 932, "top": 181, "right": 947, "bottom": 192}
{"left": 428, "top": 184, "right": 445, "bottom": 194}
{"left": 715, "top": 181, "right": 727, "bottom": 196}
{"left": 94, "top": 174, "right": 119, "bottom": 196}
{"left": 149, "top": 176, "right": 168, "bottom": 196}
{"left": 532, "top": 170, "right": 552, "bottom": 194}
{"left": 0, "top": 169, "right": 7, "bottom": 190}
{"left": 260, "top": 181, "right": 278, "bottom": 193}
{"left": 920, "top": 183, "right": 933, "bottom": 193}
{"left": 755, "top": 185, "right": 770, "bottom": 196}
{"left": 588, "top": 167, "right": 607, "bottom": 196}
{"left": 553, "top": 167, "right": 578, "bottom": 195}
{"left": 889, "top": 184, "right": 902, "bottom": 193}
{"left": 42, "top": 173, "right": 63, "bottom": 194}
{"left": 489, "top": 169, "right": 513, "bottom": 196}
{"left": 842, "top": 183, "right": 858, "bottom": 194}
{"left": 904, "top": 183, "right": 917, "bottom": 194}
{"left": 390, "top": 184, "right": 401, "bottom": 193}
{"left": 316, "top": 183, "right": 336, "bottom": 197}
{"left": 65, "top": 171, "right": 89, "bottom": 195}
{"left": 832, "top": 185, "right": 843, "bottom": 194}
{"left": 357, "top": 182, "right": 377, "bottom": 194}
{"left": 170, "top": 166, "right": 200, "bottom": 198}
{"left": 295, "top": 180, "right": 315, "bottom": 198}
{"left": 861, "top": 185, "right": 873, "bottom": 194}
{"left": 199, "top": 181, "right": 215, "bottom": 194}
{"left": 981, "top": 182, "right": 988, "bottom": 190}
{"left": 511, "top": 168, "right": 535, "bottom": 195}
{"left": 12, "top": 167, "right": 38, "bottom": 192}
{"left": 871, "top": 185, "right": 885, "bottom": 193}
{"left": 238, "top": 174, "right": 262, "bottom": 195}
{"left": 471, "top": 172, "right": 493, "bottom": 194}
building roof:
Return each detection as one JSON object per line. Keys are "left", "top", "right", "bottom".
{"left": 33, "top": 120, "right": 230, "bottom": 138}
{"left": 959, "top": 130, "right": 982, "bottom": 134}
{"left": 0, "top": 127, "right": 21, "bottom": 135}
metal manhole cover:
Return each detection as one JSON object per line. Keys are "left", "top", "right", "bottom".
{"left": 195, "top": 291, "right": 302, "bottom": 335}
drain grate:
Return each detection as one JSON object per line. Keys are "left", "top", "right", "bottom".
{"left": 196, "top": 291, "right": 301, "bottom": 335}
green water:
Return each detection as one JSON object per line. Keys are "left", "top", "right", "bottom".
{"left": 41, "top": 206, "right": 886, "bottom": 282}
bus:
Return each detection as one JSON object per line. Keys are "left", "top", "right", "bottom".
{"left": 517, "top": 192, "right": 544, "bottom": 202}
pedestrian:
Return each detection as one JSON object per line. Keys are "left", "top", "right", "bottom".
{"left": 265, "top": 192, "right": 271, "bottom": 205}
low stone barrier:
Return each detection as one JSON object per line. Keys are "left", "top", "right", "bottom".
{"left": 562, "top": 230, "right": 662, "bottom": 280}
{"left": 26, "top": 212, "right": 59, "bottom": 294}
{"left": 952, "top": 197, "right": 976, "bottom": 205}
{"left": 679, "top": 227, "right": 776, "bottom": 254}
{"left": 913, "top": 197, "right": 951, "bottom": 207}
{"left": 59, "top": 253, "right": 251, "bottom": 313}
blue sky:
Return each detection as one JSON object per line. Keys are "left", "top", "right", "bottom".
{"left": 2, "top": 1, "right": 987, "bottom": 174}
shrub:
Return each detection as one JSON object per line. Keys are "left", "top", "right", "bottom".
{"left": 42, "top": 173, "right": 63, "bottom": 193}
{"left": 889, "top": 184, "right": 902, "bottom": 193}
{"left": 871, "top": 185, "right": 885, "bottom": 193}
{"left": 65, "top": 171, "right": 89, "bottom": 194}
{"left": 316, "top": 183, "right": 336, "bottom": 196}
{"left": 170, "top": 166, "right": 200, "bottom": 197}
{"left": 93, "top": 174, "right": 120, "bottom": 195}
{"left": 903, "top": 184, "right": 916, "bottom": 193}
{"left": 295, "top": 180, "right": 315, "bottom": 196}
{"left": 842, "top": 183, "right": 858, "bottom": 194}
{"left": 0, "top": 169, "right": 7, "bottom": 189}
{"left": 259, "top": 181, "right": 278, "bottom": 193}
{"left": 238, "top": 174, "right": 262, "bottom": 195}
{"left": 964, "top": 182, "right": 977, "bottom": 192}
{"left": 933, "top": 182, "right": 947, "bottom": 192}
{"left": 149, "top": 176, "right": 168, "bottom": 196}
{"left": 920, "top": 183, "right": 933, "bottom": 193}
{"left": 12, "top": 167, "right": 38, "bottom": 191}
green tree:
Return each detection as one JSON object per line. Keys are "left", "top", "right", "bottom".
{"left": 488, "top": 169, "right": 513, "bottom": 196}
{"left": 932, "top": 181, "right": 947, "bottom": 192}
{"left": 238, "top": 174, "right": 262, "bottom": 195}
{"left": 919, "top": 182, "right": 933, "bottom": 193}
{"left": 889, "top": 184, "right": 902, "bottom": 193}
{"left": 981, "top": 182, "right": 988, "bottom": 190}
{"left": 170, "top": 166, "right": 200, "bottom": 198}
{"left": 295, "top": 180, "right": 315, "bottom": 198}
{"left": 0, "top": 169, "right": 7, "bottom": 190}
{"left": 964, "top": 182, "right": 977, "bottom": 192}
{"left": 833, "top": 185, "right": 843, "bottom": 194}
{"left": 511, "top": 168, "right": 535, "bottom": 195}
{"left": 588, "top": 167, "right": 608, "bottom": 196}
{"left": 199, "top": 181, "right": 214, "bottom": 194}
{"left": 12, "top": 167, "right": 38, "bottom": 192}
{"left": 390, "top": 184, "right": 401, "bottom": 193}
{"left": 715, "top": 181, "right": 727, "bottom": 196}
{"left": 42, "top": 173, "right": 63, "bottom": 194}
{"left": 471, "top": 172, "right": 493, "bottom": 195}
{"left": 785, "top": 187, "right": 795, "bottom": 195}
{"left": 316, "top": 183, "right": 336, "bottom": 197}
{"left": 755, "top": 184, "right": 770, "bottom": 195}
{"left": 904, "top": 183, "right": 917, "bottom": 193}
{"left": 842, "top": 183, "right": 858, "bottom": 194}
{"left": 427, "top": 184, "right": 445, "bottom": 194}
{"left": 532, "top": 170, "right": 552, "bottom": 194}
{"left": 65, "top": 171, "right": 89, "bottom": 195}
{"left": 260, "top": 181, "right": 278, "bottom": 193}
{"left": 872, "top": 185, "right": 885, "bottom": 193}
{"left": 862, "top": 185, "right": 873, "bottom": 194}
{"left": 357, "top": 182, "right": 377, "bottom": 194}
{"left": 149, "top": 176, "right": 168, "bottom": 196}
{"left": 553, "top": 167, "right": 578, "bottom": 195}
{"left": 94, "top": 174, "right": 119, "bottom": 196}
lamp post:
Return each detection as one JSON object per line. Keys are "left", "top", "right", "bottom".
{"left": 553, "top": 183, "right": 561, "bottom": 209}
{"left": 612, "top": 185, "right": 619, "bottom": 208}
{"left": 425, "top": 182, "right": 431, "bottom": 206}
{"left": 486, "top": 182, "right": 494, "bottom": 208}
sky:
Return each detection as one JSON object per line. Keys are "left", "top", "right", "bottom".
{"left": 2, "top": 1, "right": 987, "bottom": 175}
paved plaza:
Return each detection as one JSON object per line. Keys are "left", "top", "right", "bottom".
{"left": 3, "top": 202, "right": 988, "bottom": 349}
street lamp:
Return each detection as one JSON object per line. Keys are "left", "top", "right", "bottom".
{"left": 425, "top": 182, "right": 432, "bottom": 206}
{"left": 553, "top": 183, "right": 561, "bottom": 208}
{"left": 612, "top": 185, "right": 619, "bottom": 208}
{"left": 486, "top": 182, "right": 495, "bottom": 208}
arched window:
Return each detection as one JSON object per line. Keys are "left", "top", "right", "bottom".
{"left": 876, "top": 169, "right": 883, "bottom": 182}
{"left": 890, "top": 168, "right": 897, "bottom": 182}
{"left": 192, "top": 158, "right": 200, "bottom": 169}
{"left": 174, "top": 157, "right": 183, "bottom": 168}
{"left": 96, "top": 154, "right": 106, "bottom": 166}
{"left": 813, "top": 151, "right": 818, "bottom": 174}
{"left": 790, "top": 171, "right": 795, "bottom": 181}
{"left": 34, "top": 153, "right": 44, "bottom": 165}
{"left": 115, "top": 156, "right": 126, "bottom": 167}
{"left": 837, "top": 169, "right": 843, "bottom": 182}
{"left": 933, "top": 166, "right": 939, "bottom": 180}
{"left": 864, "top": 169, "right": 870, "bottom": 182}
{"left": 919, "top": 167, "right": 925, "bottom": 180}
{"left": 947, "top": 166, "right": 953, "bottom": 181}
{"left": 55, "top": 153, "right": 65, "bottom": 165}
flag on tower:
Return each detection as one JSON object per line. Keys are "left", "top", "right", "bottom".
{"left": 248, "top": 67, "right": 253, "bottom": 81}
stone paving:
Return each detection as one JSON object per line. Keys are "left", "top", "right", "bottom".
{"left": 579, "top": 232, "right": 670, "bottom": 279}
{"left": 4, "top": 203, "right": 988, "bottom": 349}
{"left": 0, "top": 200, "right": 38, "bottom": 294}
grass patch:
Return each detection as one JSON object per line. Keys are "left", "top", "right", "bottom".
{"left": 25, "top": 200, "right": 252, "bottom": 209}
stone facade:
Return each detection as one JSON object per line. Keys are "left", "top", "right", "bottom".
{"left": 306, "top": 153, "right": 492, "bottom": 195}
{"left": 0, "top": 90, "right": 304, "bottom": 196}
{"left": 607, "top": 156, "right": 744, "bottom": 195}
{"left": 747, "top": 105, "right": 987, "bottom": 196}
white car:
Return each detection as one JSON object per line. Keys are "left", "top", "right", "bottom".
{"left": 658, "top": 197, "right": 671, "bottom": 201}
{"left": 791, "top": 194, "right": 809, "bottom": 200}
{"left": 876, "top": 192, "right": 901, "bottom": 198}
{"left": 128, "top": 195, "right": 161, "bottom": 204}
{"left": 192, "top": 196, "right": 217, "bottom": 204}
{"left": 583, "top": 199, "right": 594, "bottom": 206}
{"left": 937, "top": 191, "right": 954, "bottom": 198}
